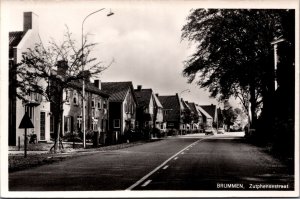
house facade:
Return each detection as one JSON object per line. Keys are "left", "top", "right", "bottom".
{"left": 9, "top": 12, "right": 51, "bottom": 146}
{"left": 187, "top": 102, "right": 203, "bottom": 132}
{"left": 196, "top": 104, "right": 213, "bottom": 128}
{"left": 201, "top": 104, "right": 218, "bottom": 127}
{"left": 57, "top": 79, "right": 110, "bottom": 139}
{"left": 157, "top": 93, "right": 183, "bottom": 133}
{"left": 101, "top": 82, "right": 137, "bottom": 142}
{"left": 153, "top": 93, "right": 165, "bottom": 132}
{"left": 134, "top": 86, "right": 166, "bottom": 135}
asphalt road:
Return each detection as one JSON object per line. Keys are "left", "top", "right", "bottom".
{"left": 9, "top": 132, "right": 294, "bottom": 191}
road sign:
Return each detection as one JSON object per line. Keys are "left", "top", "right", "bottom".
{"left": 19, "top": 112, "right": 34, "bottom": 158}
{"left": 19, "top": 112, "right": 34, "bottom": 129}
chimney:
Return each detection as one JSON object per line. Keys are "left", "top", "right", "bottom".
{"left": 56, "top": 60, "right": 68, "bottom": 76}
{"left": 137, "top": 85, "right": 142, "bottom": 91}
{"left": 94, "top": 79, "right": 101, "bottom": 90}
{"left": 24, "top": 12, "right": 39, "bottom": 32}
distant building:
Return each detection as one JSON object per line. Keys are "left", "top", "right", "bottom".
{"left": 157, "top": 93, "right": 183, "bottom": 132}
{"left": 57, "top": 78, "right": 110, "bottom": 138}
{"left": 186, "top": 101, "right": 203, "bottom": 132}
{"left": 9, "top": 12, "right": 51, "bottom": 146}
{"left": 101, "top": 82, "right": 137, "bottom": 142}
{"left": 201, "top": 104, "right": 218, "bottom": 127}
{"left": 134, "top": 86, "right": 166, "bottom": 135}
{"left": 195, "top": 104, "right": 213, "bottom": 128}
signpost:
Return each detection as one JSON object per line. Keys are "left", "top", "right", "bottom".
{"left": 19, "top": 112, "right": 34, "bottom": 157}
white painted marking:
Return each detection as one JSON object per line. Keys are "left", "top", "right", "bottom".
{"left": 181, "top": 152, "right": 185, "bottom": 154}
{"left": 126, "top": 138, "right": 207, "bottom": 190}
{"left": 141, "top": 180, "right": 152, "bottom": 187}
{"left": 174, "top": 157, "right": 178, "bottom": 160}
{"left": 163, "top": 165, "right": 169, "bottom": 170}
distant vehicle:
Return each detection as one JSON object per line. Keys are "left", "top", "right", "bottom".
{"left": 205, "top": 126, "right": 214, "bottom": 135}
{"left": 217, "top": 128, "right": 225, "bottom": 134}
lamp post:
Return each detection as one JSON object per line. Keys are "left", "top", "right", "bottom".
{"left": 81, "top": 8, "right": 114, "bottom": 148}
{"left": 179, "top": 89, "right": 190, "bottom": 96}
{"left": 271, "top": 36, "right": 285, "bottom": 91}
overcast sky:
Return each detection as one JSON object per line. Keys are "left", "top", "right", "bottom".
{"left": 3, "top": 0, "right": 245, "bottom": 107}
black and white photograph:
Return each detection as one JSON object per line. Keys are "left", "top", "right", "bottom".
{"left": 1, "top": 0, "right": 299, "bottom": 198}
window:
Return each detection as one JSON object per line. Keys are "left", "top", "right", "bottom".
{"left": 168, "top": 123, "right": 174, "bottom": 127}
{"left": 25, "top": 106, "right": 34, "bottom": 120}
{"left": 91, "top": 98, "right": 95, "bottom": 108}
{"left": 135, "top": 121, "right": 139, "bottom": 128}
{"left": 73, "top": 91, "right": 78, "bottom": 105}
{"left": 64, "top": 116, "right": 71, "bottom": 133}
{"left": 92, "top": 109, "right": 95, "bottom": 117}
{"left": 77, "top": 116, "right": 82, "bottom": 130}
{"left": 92, "top": 122, "right": 97, "bottom": 131}
{"left": 103, "top": 100, "right": 107, "bottom": 109}
{"left": 113, "top": 119, "right": 120, "bottom": 128}
{"left": 50, "top": 115, "right": 54, "bottom": 133}
{"left": 97, "top": 98, "right": 102, "bottom": 109}
{"left": 65, "top": 90, "right": 70, "bottom": 103}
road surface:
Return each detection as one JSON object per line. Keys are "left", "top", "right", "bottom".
{"left": 9, "top": 132, "right": 294, "bottom": 191}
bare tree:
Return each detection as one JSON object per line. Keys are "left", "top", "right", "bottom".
{"left": 14, "top": 28, "right": 112, "bottom": 152}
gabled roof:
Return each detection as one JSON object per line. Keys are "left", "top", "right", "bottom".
{"left": 153, "top": 93, "right": 163, "bottom": 108}
{"left": 134, "top": 89, "right": 152, "bottom": 108}
{"left": 181, "top": 99, "right": 191, "bottom": 111}
{"left": 101, "top": 81, "right": 136, "bottom": 103}
{"left": 158, "top": 95, "right": 180, "bottom": 122}
{"left": 187, "top": 102, "right": 198, "bottom": 115}
{"left": 9, "top": 31, "right": 25, "bottom": 58}
{"left": 68, "top": 80, "right": 109, "bottom": 98}
{"left": 201, "top": 105, "right": 217, "bottom": 119}
{"left": 196, "top": 105, "right": 212, "bottom": 119}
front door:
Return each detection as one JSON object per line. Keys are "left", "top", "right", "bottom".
{"left": 40, "top": 112, "right": 45, "bottom": 140}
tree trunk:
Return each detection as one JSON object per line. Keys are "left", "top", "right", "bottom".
{"left": 50, "top": 89, "right": 64, "bottom": 152}
{"left": 249, "top": 84, "right": 257, "bottom": 129}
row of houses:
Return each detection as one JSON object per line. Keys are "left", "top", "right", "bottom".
{"left": 8, "top": 12, "right": 220, "bottom": 146}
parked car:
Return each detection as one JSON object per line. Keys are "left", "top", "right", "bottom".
{"left": 205, "top": 126, "right": 214, "bottom": 135}
{"left": 217, "top": 128, "right": 225, "bottom": 134}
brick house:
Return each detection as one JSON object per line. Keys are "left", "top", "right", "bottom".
{"left": 186, "top": 101, "right": 203, "bottom": 132}
{"left": 201, "top": 104, "right": 218, "bottom": 127}
{"left": 134, "top": 86, "right": 166, "bottom": 135}
{"left": 157, "top": 93, "right": 184, "bottom": 133}
{"left": 101, "top": 82, "right": 137, "bottom": 142}
{"left": 196, "top": 104, "right": 213, "bottom": 128}
{"left": 58, "top": 79, "right": 110, "bottom": 139}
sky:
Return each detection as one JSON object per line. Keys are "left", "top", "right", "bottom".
{"left": 2, "top": 0, "right": 246, "bottom": 108}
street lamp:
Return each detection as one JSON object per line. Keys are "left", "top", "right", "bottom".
{"left": 271, "top": 35, "right": 285, "bottom": 91}
{"left": 180, "top": 89, "right": 190, "bottom": 96}
{"left": 82, "top": 8, "right": 114, "bottom": 148}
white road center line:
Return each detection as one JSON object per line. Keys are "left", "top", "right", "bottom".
{"left": 125, "top": 138, "right": 207, "bottom": 190}
{"left": 141, "top": 180, "right": 152, "bottom": 187}
{"left": 163, "top": 165, "right": 169, "bottom": 170}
